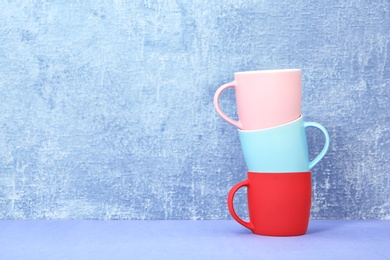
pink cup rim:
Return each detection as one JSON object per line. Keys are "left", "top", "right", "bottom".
{"left": 234, "top": 68, "right": 301, "bottom": 75}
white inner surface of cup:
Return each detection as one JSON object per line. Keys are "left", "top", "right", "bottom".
{"left": 238, "top": 115, "right": 303, "bottom": 133}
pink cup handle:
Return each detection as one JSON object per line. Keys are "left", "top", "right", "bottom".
{"left": 213, "top": 81, "right": 242, "bottom": 129}
{"left": 227, "top": 179, "right": 254, "bottom": 231}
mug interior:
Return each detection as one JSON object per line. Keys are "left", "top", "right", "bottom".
{"left": 238, "top": 115, "right": 303, "bottom": 133}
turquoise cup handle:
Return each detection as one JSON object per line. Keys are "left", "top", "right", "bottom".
{"left": 304, "top": 122, "right": 330, "bottom": 169}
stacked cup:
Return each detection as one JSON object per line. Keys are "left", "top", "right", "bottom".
{"left": 214, "top": 69, "right": 330, "bottom": 236}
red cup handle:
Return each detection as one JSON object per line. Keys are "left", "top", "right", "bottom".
{"left": 228, "top": 179, "right": 254, "bottom": 231}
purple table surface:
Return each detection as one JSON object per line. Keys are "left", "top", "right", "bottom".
{"left": 0, "top": 220, "right": 389, "bottom": 259}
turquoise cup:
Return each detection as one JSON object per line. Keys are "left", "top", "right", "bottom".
{"left": 238, "top": 116, "right": 330, "bottom": 172}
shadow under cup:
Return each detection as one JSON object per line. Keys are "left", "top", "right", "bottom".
{"left": 238, "top": 116, "right": 330, "bottom": 172}
{"left": 228, "top": 172, "right": 312, "bottom": 236}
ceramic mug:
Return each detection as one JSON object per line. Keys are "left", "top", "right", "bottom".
{"left": 214, "top": 69, "right": 302, "bottom": 130}
{"left": 228, "top": 171, "right": 312, "bottom": 236}
{"left": 238, "top": 116, "right": 329, "bottom": 172}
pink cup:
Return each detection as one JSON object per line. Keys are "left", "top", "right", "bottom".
{"left": 214, "top": 69, "right": 302, "bottom": 130}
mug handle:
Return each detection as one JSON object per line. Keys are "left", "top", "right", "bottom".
{"left": 304, "top": 122, "right": 330, "bottom": 169}
{"left": 213, "top": 81, "right": 242, "bottom": 129}
{"left": 227, "top": 179, "right": 254, "bottom": 231}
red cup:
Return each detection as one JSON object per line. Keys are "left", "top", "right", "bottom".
{"left": 228, "top": 172, "right": 312, "bottom": 236}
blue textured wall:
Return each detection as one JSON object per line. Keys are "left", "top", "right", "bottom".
{"left": 0, "top": 1, "right": 389, "bottom": 220}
